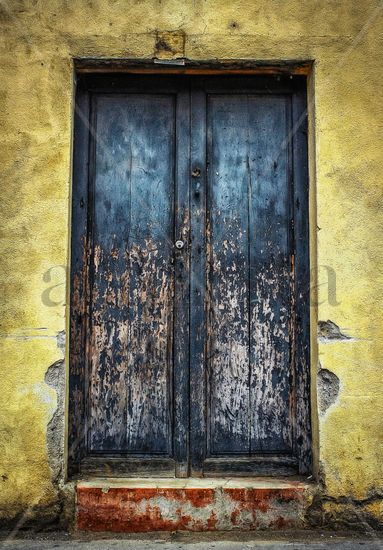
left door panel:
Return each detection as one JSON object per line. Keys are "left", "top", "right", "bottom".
{"left": 69, "top": 77, "right": 190, "bottom": 477}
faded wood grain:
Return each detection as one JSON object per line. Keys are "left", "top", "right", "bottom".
{"left": 206, "top": 94, "right": 293, "bottom": 457}
{"left": 88, "top": 95, "right": 175, "bottom": 455}
{"left": 68, "top": 79, "right": 90, "bottom": 475}
{"left": 248, "top": 95, "right": 293, "bottom": 453}
{"left": 292, "top": 85, "right": 311, "bottom": 474}
{"left": 173, "top": 90, "right": 191, "bottom": 476}
{"left": 80, "top": 457, "right": 176, "bottom": 478}
{"left": 204, "top": 455, "right": 298, "bottom": 477}
{"left": 207, "top": 95, "right": 250, "bottom": 454}
{"left": 189, "top": 86, "right": 207, "bottom": 476}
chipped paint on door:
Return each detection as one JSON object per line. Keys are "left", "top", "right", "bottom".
{"left": 88, "top": 95, "right": 175, "bottom": 455}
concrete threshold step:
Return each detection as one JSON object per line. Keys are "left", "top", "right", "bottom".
{"left": 76, "top": 477, "right": 314, "bottom": 532}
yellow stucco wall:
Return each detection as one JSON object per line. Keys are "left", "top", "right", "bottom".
{"left": 0, "top": 0, "right": 382, "bottom": 527}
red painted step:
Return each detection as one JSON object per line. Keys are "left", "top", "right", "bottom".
{"left": 76, "top": 478, "right": 313, "bottom": 532}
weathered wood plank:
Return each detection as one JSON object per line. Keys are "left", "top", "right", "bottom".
{"left": 189, "top": 86, "right": 207, "bottom": 476}
{"left": 206, "top": 95, "right": 250, "bottom": 454}
{"left": 203, "top": 455, "right": 298, "bottom": 477}
{"left": 74, "top": 58, "right": 311, "bottom": 74}
{"left": 292, "top": 84, "right": 312, "bottom": 474}
{"left": 174, "top": 90, "right": 191, "bottom": 477}
{"left": 248, "top": 95, "right": 293, "bottom": 453}
{"left": 74, "top": 74, "right": 308, "bottom": 100}
{"left": 80, "top": 457, "right": 176, "bottom": 478}
{"left": 88, "top": 94, "right": 175, "bottom": 455}
{"left": 68, "top": 77, "right": 90, "bottom": 475}
{"left": 88, "top": 95, "right": 130, "bottom": 452}
{"left": 125, "top": 95, "right": 175, "bottom": 455}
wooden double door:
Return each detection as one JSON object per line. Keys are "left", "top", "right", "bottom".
{"left": 69, "top": 74, "right": 311, "bottom": 478}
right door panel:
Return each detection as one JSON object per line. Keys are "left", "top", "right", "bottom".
{"left": 206, "top": 94, "right": 293, "bottom": 458}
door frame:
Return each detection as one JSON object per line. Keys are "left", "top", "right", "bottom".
{"left": 68, "top": 63, "right": 312, "bottom": 479}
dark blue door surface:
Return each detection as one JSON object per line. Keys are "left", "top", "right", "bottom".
{"left": 206, "top": 95, "right": 292, "bottom": 454}
{"left": 69, "top": 75, "right": 311, "bottom": 478}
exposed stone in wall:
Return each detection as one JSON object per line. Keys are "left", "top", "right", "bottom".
{"left": 317, "top": 364, "right": 340, "bottom": 416}
{"left": 44, "top": 354, "right": 76, "bottom": 529}
{"left": 56, "top": 331, "right": 66, "bottom": 357}
{"left": 318, "top": 320, "right": 350, "bottom": 342}
{"left": 45, "top": 360, "right": 65, "bottom": 487}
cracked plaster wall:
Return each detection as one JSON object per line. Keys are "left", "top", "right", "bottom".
{"left": 0, "top": 0, "right": 382, "bottom": 529}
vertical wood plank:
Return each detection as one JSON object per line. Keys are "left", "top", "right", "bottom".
{"left": 88, "top": 95, "right": 130, "bottom": 452}
{"left": 88, "top": 95, "right": 175, "bottom": 455}
{"left": 174, "top": 89, "right": 191, "bottom": 476}
{"left": 68, "top": 77, "right": 90, "bottom": 475}
{"left": 125, "top": 96, "right": 175, "bottom": 455}
{"left": 206, "top": 95, "right": 250, "bottom": 454}
{"left": 189, "top": 84, "right": 207, "bottom": 475}
{"left": 292, "top": 82, "right": 312, "bottom": 474}
{"left": 248, "top": 95, "right": 293, "bottom": 453}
